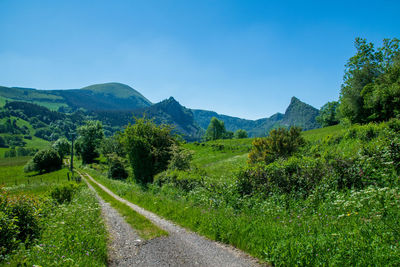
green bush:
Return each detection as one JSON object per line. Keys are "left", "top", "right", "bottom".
{"left": 248, "top": 127, "right": 305, "bottom": 165}
{"left": 155, "top": 169, "right": 205, "bottom": 192}
{"left": 50, "top": 183, "right": 80, "bottom": 204}
{"left": 24, "top": 148, "right": 62, "bottom": 173}
{"left": 167, "top": 145, "right": 193, "bottom": 171}
{"left": 237, "top": 156, "right": 325, "bottom": 197}
{"left": 0, "top": 188, "right": 43, "bottom": 260}
{"left": 107, "top": 156, "right": 128, "bottom": 180}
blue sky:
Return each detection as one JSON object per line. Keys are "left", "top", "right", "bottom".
{"left": 0, "top": 0, "right": 399, "bottom": 119}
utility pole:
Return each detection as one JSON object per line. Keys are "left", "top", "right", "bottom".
{"left": 70, "top": 132, "right": 75, "bottom": 172}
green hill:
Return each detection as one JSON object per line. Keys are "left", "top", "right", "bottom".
{"left": 82, "top": 82, "right": 151, "bottom": 101}
{"left": 0, "top": 83, "right": 152, "bottom": 112}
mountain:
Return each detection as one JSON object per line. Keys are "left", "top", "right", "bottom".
{"left": 279, "top": 97, "right": 320, "bottom": 130}
{"left": 0, "top": 83, "right": 320, "bottom": 140}
{"left": 132, "top": 97, "right": 204, "bottom": 141}
{"left": 0, "top": 83, "right": 152, "bottom": 112}
{"left": 192, "top": 97, "right": 320, "bottom": 137}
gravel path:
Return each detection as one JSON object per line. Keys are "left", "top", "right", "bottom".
{"left": 81, "top": 171, "right": 264, "bottom": 267}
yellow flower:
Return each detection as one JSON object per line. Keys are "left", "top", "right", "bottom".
{"left": 347, "top": 213, "right": 351, "bottom": 216}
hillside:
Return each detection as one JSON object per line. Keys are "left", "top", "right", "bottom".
{"left": 132, "top": 97, "right": 204, "bottom": 141}
{"left": 0, "top": 83, "right": 152, "bottom": 112}
{"left": 192, "top": 97, "right": 320, "bottom": 136}
{"left": 0, "top": 83, "right": 320, "bottom": 140}
{"left": 279, "top": 96, "right": 320, "bottom": 130}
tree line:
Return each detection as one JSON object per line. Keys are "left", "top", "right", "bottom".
{"left": 317, "top": 38, "right": 400, "bottom": 126}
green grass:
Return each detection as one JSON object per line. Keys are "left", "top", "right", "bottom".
{"left": 1, "top": 157, "right": 109, "bottom": 266}
{"left": 31, "top": 101, "right": 68, "bottom": 111}
{"left": 9, "top": 188, "right": 108, "bottom": 266}
{"left": 184, "top": 138, "right": 252, "bottom": 182}
{"left": 83, "top": 171, "right": 168, "bottom": 240}
{"left": 25, "top": 136, "right": 50, "bottom": 149}
{"left": 302, "top": 124, "right": 345, "bottom": 141}
{"left": 0, "top": 96, "right": 8, "bottom": 107}
{"left": 0, "top": 157, "right": 71, "bottom": 195}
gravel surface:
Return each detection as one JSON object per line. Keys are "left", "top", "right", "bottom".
{"left": 82, "top": 171, "right": 264, "bottom": 267}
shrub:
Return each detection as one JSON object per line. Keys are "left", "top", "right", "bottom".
{"left": 107, "top": 156, "right": 128, "bottom": 180}
{"left": 155, "top": 169, "right": 204, "bottom": 192}
{"left": 24, "top": 148, "right": 62, "bottom": 173}
{"left": 50, "top": 183, "right": 79, "bottom": 204}
{"left": 234, "top": 129, "right": 248, "bottom": 139}
{"left": 168, "top": 145, "right": 193, "bottom": 171}
{"left": 248, "top": 127, "right": 305, "bottom": 165}
{"left": 237, "top": 156, "right": 325, "bottom": 197}
{"left": 0, "top": 188, "right": 43, "bottom": 259}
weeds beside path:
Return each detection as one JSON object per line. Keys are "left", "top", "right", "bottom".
{"left": 81, "top": 171, "right": 264, "bottom": 267}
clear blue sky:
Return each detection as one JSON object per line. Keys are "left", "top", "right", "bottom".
{"left": 0, "top": 0, "right": 399, "bottom": 119}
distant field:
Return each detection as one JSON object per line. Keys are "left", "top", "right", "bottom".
{"left": 0, "top": 96, "right": 8, "bottom": 106}
{"left": 0, "top": 156, "right": 70, "bottom": 195}
{"left": 184, "top": 138, "right": 253, "bottom": 182}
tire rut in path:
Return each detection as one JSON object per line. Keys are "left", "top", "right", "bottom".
{"left": 81, "top": 171, "right": 264, "bottom": 267}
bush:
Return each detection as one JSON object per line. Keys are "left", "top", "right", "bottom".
{"left": 168, "top": 145, "right": 193, "bottom": 171}
{"left": 237, "top": 156, "right": 325, "bottom": 197}
{"left": 0, "top": 188, "right": 43, "bottom": 259}
{"left": 24, "top": 148, "right": 62, "bottom": 173}
{"left": 107, "top": 156, "right": 128, "bottom": 180}
{"left": 155, "top": 169, "right": 205, "bottom": 192}
{"left": 248, "top": 127, "right": 305, "bottom": 165}
{"left": 50, "top": 183, "right": 79, "bottom": 204}
{"left": 234, "top": 129, "right": 248, "bottom": 139}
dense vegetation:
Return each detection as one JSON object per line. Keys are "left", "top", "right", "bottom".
{"left": 0, "top": 158, "right": 108, "bottom": 265}
{"left": 318, "top": 38, "right": 400, "bottom": 126}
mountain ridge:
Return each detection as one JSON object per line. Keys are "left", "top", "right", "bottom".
{"left": 0, "top": 82, "right": 320, "bottom": 139}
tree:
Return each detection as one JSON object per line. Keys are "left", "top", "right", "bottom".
{"left": 316, "top": 101, "right": 340, "bottom": 127}
{"left": 76, "top": 121, "right": 104, "bottom": 164}
{"left": 101, "top": 134, "right": 125, "bottom": 158}
{"left": 248, "top": 127, "right": 305, "bottom": 165}
{"left": 204, "top": 117, "right": 226, "bottom": 141}
{"left": 339, "top": 38, "right": 400, "bottom": 123}
{"left": 24, "top": 148, "right": 62, "bottom": 173}
{"left": 52, "top": 138, "right": 71, "bottom": 159}
{"left": 234, "top": 129, "right": 248, "bottom": 139}
{"left": 121, "top": 118, "right": 176, "bottom": 184}
{"left": 362, "top": 58, "right": 400, "bottom": 121}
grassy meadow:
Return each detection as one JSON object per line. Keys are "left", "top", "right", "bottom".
{"left": 0, "top": 157, "right": 108, "bottom": 266}
{"left": 85, "top": 121, "right": 400, "bottom": 266}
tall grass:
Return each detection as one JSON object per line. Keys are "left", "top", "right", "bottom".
{"left": 9, "top": 188, "right": 108, "bottom": 266}
{"left": 1, "top": 157, "right": 109, "bottom": 266}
